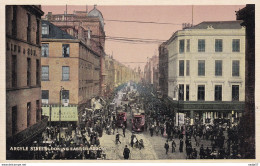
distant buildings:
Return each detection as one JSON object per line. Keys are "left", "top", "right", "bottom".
{"left": 6, "top": 5, "right": 45, "bottom": 145}
{"left": 160, "top": 21, "right": 245, "bottom": 125}
{"left": 143, "top": 55, "right": 159, "bottom": 90}
{"left": 159, "top": 42, "right": 168, "bottom": 96}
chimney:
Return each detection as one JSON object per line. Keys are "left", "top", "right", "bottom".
{"left": 47, "top": 12, "right": 52, "bottom": 21}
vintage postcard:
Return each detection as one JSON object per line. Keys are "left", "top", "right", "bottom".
{"left": 0, "top": 0, "right": 259, "bottom": 164}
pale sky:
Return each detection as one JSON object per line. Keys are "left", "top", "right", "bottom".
{"left": 42, "top": 5, "right": 245, "bottom": 71}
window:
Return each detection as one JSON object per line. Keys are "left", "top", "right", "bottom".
{"left": 36, "top": 19, "right": 40, "bottom": 44}
{"left": 178, "top": 84, "right": 184, "bottom": 101}
{"left": 62, "top": 44, "right": 70, "bottom": 57}
{"left": 36, "top": 59, "right": 40, "bottom": 85}
{"left": 232, "top": 85, "right": 239, "bottom": 101}
{"left": 36, "top": 100, "right": 40, "bottom": 122}
{"left": 186, "top": 39, "right": 190, "bottom": 52}
{"left": 198, "top": 39, "right": 205, "bottom": 52}
{"left": 186, "top": 85, "right": 189, "bottom": 101}
{"left": 27, "top": 102, "right": 31, "bottom": 127}
{"left": 232, "top": 60, "right": 240, "bottom": 76}
{"left": 42, "top": 66, "right": 49, "bottom": 81}
{"left": 62, "top": 66, "right": 70, "bottom": 81}
{"left": 62, "top": 90, "right": 69, "bottom": 104}
{"left": 41, "top": 44, "right": 49, "bottom": 57}
{"left": 198, "top": 60, "right": 205, "bottom": 76}
{"left": 42, "top": 24, "right": 49, "bottom": 35}
{"left": 215, "top": 85, "right": 222, "bottom": 101}
{"left": 197, "top": 85, "right": 205, "bottom": 101}
{"left": 186, "top": 60, "right": 190, "bottom": 76}
{"left": 12, "top": 55, "right": 17, "bottom": 87}
{"left": 27, "top": 13, "right": 31, "bottom": 42}
{"left": 12, "top": 6, "right": 17, "bottom": 37}
{"left": 12, "top": 106, "right": 17, "bottom": 135}
{"left": 27, "top": 58, "right": 31, "bottom": 86}
{"left": 215, "top": 39, "right": 223, "bottom": 52}
{"left": 42, "top": 90, "right": 49, "bottom": 104}
{"left": 215, "top": 60, "right": 222, "bottom": 76}
{"left": 232, "top": 39, "right": 240, "bottom": 52}
{"left": 179, "top": 60, "right": 184, "bottom": 76}
{"left": 179, "top": 40, "right": 184, "bottom": 53}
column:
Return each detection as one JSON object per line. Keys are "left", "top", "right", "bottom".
{"left": 203, "top": 112, "right": 205, "bottom": 124}
{"left": 210, "top": 112, "right": 214, "bottom": 124}
{"left": 190, "top": 110, "right": 194, "bottom": 125}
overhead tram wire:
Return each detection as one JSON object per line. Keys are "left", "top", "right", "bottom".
{"left": 105, "top": 19, "right": 183, "bottom": 26}
{"left": 91, "top": 35, "right": 166, "bottom": 44}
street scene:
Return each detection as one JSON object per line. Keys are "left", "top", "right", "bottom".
{"left": 5, "top": 5, "right": 255, "bottom": 160}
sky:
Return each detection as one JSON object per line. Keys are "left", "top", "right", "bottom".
{"left": 41, "top": 5, "right": 245, "bottom": 71}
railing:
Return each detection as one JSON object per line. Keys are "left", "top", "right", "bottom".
{"left": 7, "top": 115, "right": 49, "bottom": 146}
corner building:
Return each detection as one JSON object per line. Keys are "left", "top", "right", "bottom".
{"left": 6, "top": 5, "right": 46, "bottom": 145}
{"left": 41, "top": 21, "right": 100, "bottom": 125}
{"left": 44, "top": 5, "right": 106, "bottom": 96}
{"left": 166, "top": 21, "right": 245, "bottom": 126}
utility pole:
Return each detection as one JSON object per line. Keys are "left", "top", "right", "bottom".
{"left": 59, "top": 86, "right": 64, "bottom": 143}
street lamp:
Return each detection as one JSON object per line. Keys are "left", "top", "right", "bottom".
{"left": 59, "top": 86, "right": 64, "bottom": 143}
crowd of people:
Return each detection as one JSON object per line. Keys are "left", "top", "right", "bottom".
{"left": 8, "top": 82, "right": 244, "bottom": 160}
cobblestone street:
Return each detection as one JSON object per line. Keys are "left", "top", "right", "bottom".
{"left": 99, "top": 127, "right": 215, "bottom": 160}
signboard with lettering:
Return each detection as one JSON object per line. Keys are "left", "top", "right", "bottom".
{"left": 42, "top": 106, "right": 78, "bottom": 121}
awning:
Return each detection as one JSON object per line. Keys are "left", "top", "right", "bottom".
{"left": 42, "top": 106, "right": 78, "bottom": 121}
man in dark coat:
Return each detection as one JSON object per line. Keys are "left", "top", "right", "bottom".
{"left": 172, "top": 139, "right": 176, "bottom": 153}
{"left": 199, "top": 144, "right": 205, "bottom": 159}
{"left": 123, "top": 145, "right": 130, "bottom": 159}
{"left": 164, "top": 140, "right": 169, "bottom": 154}
{"left": 179, "top": 138, "right": 183, "bottom": 152}
{"left": 115, "top": 132, "right": 121, "bottom": 144}
{"left": 122, "top": 125, "right": 126, "bottom": 137}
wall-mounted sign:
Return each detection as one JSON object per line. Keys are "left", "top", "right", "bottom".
{"left": 42, "top": 106, "right": 78, "bottom": 121}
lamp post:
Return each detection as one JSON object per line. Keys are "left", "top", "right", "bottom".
{"left": 59, "top": 86, "right": 64, "bottom": 143}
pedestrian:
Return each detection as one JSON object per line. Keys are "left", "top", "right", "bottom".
{"left": 164, "top": 140, "right": 169, "bottom": 154}
{"left": 131, "top": 133, "right": 135, "bottom": 148}
{"left": 122, "top": 125, "right": 126, "bottom": 137}
{"left": 123, "top": 145, "right": 130, "bottom": 159}
{"left": 149, "top": 126, "right": 154, "bottom": 137}
{"left": 192, "top": 148, "right": 197, "bottom": 159}
{"left": 179, "top": 138, "right": 183, "bottom": 152}
{"left": 115, "top": 132, "right": 121, "bottom": 144}
{"left": 199, "top": 145, "right": 205, "bottom": 159}
{"left": 172, "top": 139, "right": 176, "bottom": 153}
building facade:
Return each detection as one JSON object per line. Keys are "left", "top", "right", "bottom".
{"left": 236, "top": 4, "right": 255, "bottom": 159}
{"left": 159, "top": 42, "right": 169, "bottom": 97}
{"left": 166, "top": 21, "right": 245, "bottom": 125}
{"left": 6, "top": 5, "right": 46, "bottom": 145}
{"left": 143, "top": 55, "right": 159, "bottom": 91}
{"left": 41, "top": 21, "right": 100, "bottom": 125}
{"left": 44, "top": 5, "right": 106, "bottom": 96}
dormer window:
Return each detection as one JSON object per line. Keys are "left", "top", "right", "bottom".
{"left": 42, "top": 24, "right": 49, "bottom": 35}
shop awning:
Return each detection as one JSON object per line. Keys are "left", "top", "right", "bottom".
{"left": 42, "top": 106, "right": 78, "bottom": 121}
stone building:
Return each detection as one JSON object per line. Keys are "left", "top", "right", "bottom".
{"left": 143, "top": 55, "right": 159, "bottom": 90}
{"left": 236, "top": 4, "right": 255, "bottom": 159}
{"left": 44, "top": 5, "right": 106, "bottom": 96}
{"left": 41, "top": 20, "right": 100, "bottom": 125}
{"left": 159, "top": 42, "right": 168, "bottom": 97}
{"left": 6, "top": 5, "right": 46, "bottom": 146}
{"left": 166, "top": 21, "right": 245, "bottom": 125}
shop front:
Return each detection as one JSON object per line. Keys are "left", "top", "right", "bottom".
{"left": 42, "top": 105, "right": 78, "bottom": 127}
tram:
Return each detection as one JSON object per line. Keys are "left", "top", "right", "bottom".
{"left": 132, "top": 109, "right": 145, "bottom": 132}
